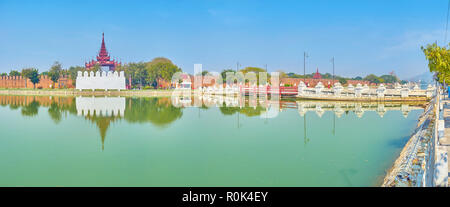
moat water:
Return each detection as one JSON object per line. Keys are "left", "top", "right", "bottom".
{"left": 0, "top": 95, "right": 424, "bottom": 186}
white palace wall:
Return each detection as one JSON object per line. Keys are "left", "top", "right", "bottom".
{"left": 76, "top": 71, "right": 126, "bottom": 91}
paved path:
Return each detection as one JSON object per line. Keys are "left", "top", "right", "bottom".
{"left": 441, "top": 99, "right": 450, "bottom": 186}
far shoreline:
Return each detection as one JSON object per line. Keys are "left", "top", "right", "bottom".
{"left": 0, "top": 88, "right": 432, "bottom": 103}
{"left": 0, "top": 88, "right": 175, "bottom": 97}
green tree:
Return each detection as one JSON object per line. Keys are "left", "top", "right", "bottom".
{"left": 421, "top": 43, "right": 450, "bottom": 83}
{"left": 48, "top": 61, "right": 62, "bottom": 88}
{"left": 240, "top": 66, "right": 265, "bottom": 74}
{"left": 338, "top": 77, "right": 347, "bottom": 84}
{"left": 21, "top": 68, "right": 40, "bottom": 88}
{"left": 221, "top": 69, "right": 235, "bottom": 81}
{"left": 364, "top": 74, "right": 382, "bottom": 84}
{"left": 240, "top": 67, "right": 267, "bottom": 84}
{"left": 286, "top": 72, "right": 304, "bottom": 79}
{"left": 67, "top": 66, "right": 85, "bottom": 85}
{"left": 146, "top": 57, "right": 181, "bottom": 89}
{"left": 124, "top": 62, "right": 148, "bottom": 89}
{"left": 9, "top": 70, "right": 20, "bottom": 76}
{"left": 1, "top": 73, "right": 7, "bottom": 77}
{"left": 380, "top": 74, "right": 398, "bottom": 83}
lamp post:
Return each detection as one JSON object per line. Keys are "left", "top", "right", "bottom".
{"left": 304, "top": 52, "right": 309, "bottom": 84}
{"left": 331, "top": 57, "right": 335, "bottom": 87}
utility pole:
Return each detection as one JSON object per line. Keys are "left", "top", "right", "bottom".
{"left": 445, "top": 0, "right": 450, "bottom": 44}
{"left": 303, "top": 52, "right": 308, "bottom": 83}
{"left": 331, "top": 57, "right": 335, "bottom": 86}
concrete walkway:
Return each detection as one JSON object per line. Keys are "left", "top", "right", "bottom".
{"left": 441, "top": 99, "right": 450, "bottom": 186}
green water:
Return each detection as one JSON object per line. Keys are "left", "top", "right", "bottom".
{"left": 0, "top": 95, "right": 423, "bottom": 187}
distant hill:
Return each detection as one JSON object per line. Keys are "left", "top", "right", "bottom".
{"left": 408, "top": 72, "right": 434, "bottom": 83}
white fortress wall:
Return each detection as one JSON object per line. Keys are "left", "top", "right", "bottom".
{"left": 76, "top": 71, "right": 126, "bottom": 91}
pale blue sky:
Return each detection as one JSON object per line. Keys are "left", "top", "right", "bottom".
{"left": 0, "top": 0, "right": 448, "bottom": 79}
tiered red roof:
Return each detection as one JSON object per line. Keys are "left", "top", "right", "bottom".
{"left": 85, "top": 33, "right": 121, "bottom": 71}
{"left": 313, "top": 68, "right": 322, "bottom": 79}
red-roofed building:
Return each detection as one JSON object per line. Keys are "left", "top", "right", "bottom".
{"left": 85, "top": 33, "right": 121, "bottom": 71}
{"left": 313, "top": 68, "right": 322, "bottom": 79}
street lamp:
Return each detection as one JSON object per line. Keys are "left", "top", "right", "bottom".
{"left": 304, "top": 52, "right": 309, "bottom": 83}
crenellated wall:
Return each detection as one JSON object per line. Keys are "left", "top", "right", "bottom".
{"left": 0, "top": 75, "right": 74, "bottom": 89}
{"left": 76, "top": 71, "right": 126, "bottom": 91}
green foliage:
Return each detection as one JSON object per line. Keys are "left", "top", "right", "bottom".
{"left": 221, "top": 69, "right": 235, "bottom": 81}
{"left": 124, "top": 97, "right": 183, "bottom": 128}
{"left": 240, "top": 67, "right": 268, "bottom": 85}
{"left": 9, "top": 70, "right": 20, "bottom": 76}
{"left": 353, "top": 76, "right": 363, "bottom": 80}
{"left": 421, "top": 43, "right": 450, "bottom": 83}
{"left": 1, "top": 73, "right": 8, "bottom": 76}
{"left": 48, "top": 102, "right": 62, "bottom": 124}
{"left": 67, "top": 66, "right": 85, "bottom": 85}
{"left": 123, "top": 62, "right": 147, "bottom": 88}
{"left": 90, "top": 63, "right": 101, "bottom": 73}
{"left": 338, "top": 77, "right": 347, "bottom": 84}
{"left": 380, "top": 74, "right": 398, "bottom": 83}
{"left": 200, "top": 70, "right": 210, "bottom": 76}
{"left": 219, "top": 104, "right": 265, "bottom": 117}
{"left": 121, "top": 57, "right": 181, "bottom": 89}
{"left": 48, "top": 61, "right": 62, "bottom": 86}
{"left": 321, "top": 73, "right": 334, "bottom": 79}
{"left": 146, "top": 57, "right": 181, "bottom": 88}
{"left": 240, "top": 66, "right": 265, "bottom": 74}
{"left": 286, "top": 72, "right": 304, "bottom": 78}
{"left": 21, "top": 100, "right": 40, "bottom": 117}
{"left": 21, "top": 68, "right": 40, "bottom": 88}
{"left": 364, "top": 74, "right": 383, "bottom": 84}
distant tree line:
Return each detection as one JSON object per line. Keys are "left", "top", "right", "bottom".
{"left": 2, "top": 57, "right": 411, "bottom": 89}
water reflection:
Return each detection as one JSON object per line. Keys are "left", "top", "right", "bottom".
{"left": 124, "top": 97, "right": 182, "bottom": 127}
{"left": 0, "top": 95, "right": 426, "bottom": 150}
{"left": 296, "top": 101, "right": 422, "bottom": 118}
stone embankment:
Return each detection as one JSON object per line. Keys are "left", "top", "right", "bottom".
{"left": 382, "top": 89, "right": 448, "bottom": 187}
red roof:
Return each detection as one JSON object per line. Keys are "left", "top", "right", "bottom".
{"left": 313, "top": 68, "right": 322, "bottom": 79}
{"left": 85, "top": 33, "right": 121, "bottom": 71}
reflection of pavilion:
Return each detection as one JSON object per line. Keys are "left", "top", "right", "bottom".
{"left": 296, "top": 101, "right": 421, "bottom": 118}
{"left": 76, "top": 97, "right": 126, "bottom": 150}
{"left": 176, "top": 95, "right": 424, "bottom": 119}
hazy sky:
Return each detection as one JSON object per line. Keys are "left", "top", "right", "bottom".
{"left": 0, "top": 0, "right": 448, "bottom": 79}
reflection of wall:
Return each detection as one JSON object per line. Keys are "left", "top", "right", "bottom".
{"left": 0, "top": 95, "right": 74, "bottom": 107}
{"left": 76, "top": 97, "right": 125, "bottom": 117}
